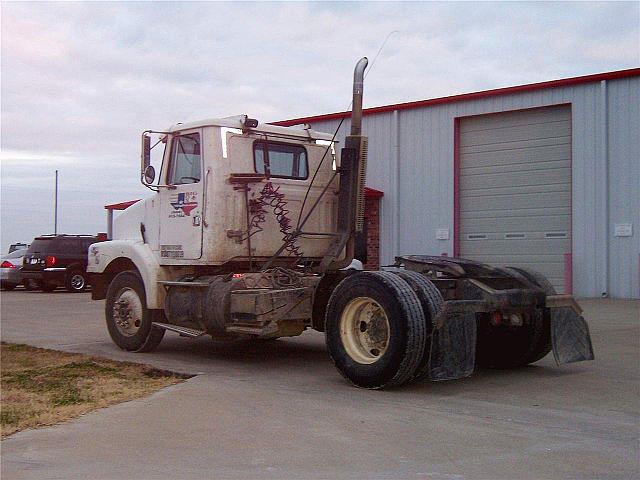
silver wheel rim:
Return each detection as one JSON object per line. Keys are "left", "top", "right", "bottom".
{"left": 339, "top": 297, "right": 390, "bottom": 364}
{"left": 113, "top": 287, "right": 143, "bottom": 337}
{"left": 71, "top": 274, "right": 85, "bottom": 290}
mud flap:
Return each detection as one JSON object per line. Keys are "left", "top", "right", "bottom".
{"left": 550, "top": 307, "right": 595, "bottom": 365}
{"left": 428, "top": 312, "right": 476, "bottom": 381}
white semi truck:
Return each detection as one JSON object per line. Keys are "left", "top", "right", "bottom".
{"left": 88, "top": 58, "right": 593, "bottom": 389}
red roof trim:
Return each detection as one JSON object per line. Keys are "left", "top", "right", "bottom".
{"left": 273, "top": 68, "right": 640, "bottom": 126}
{"left": 105, "top": 199, "right": 140, "bottom": 211}
{"left": 365, "top": 187, "right": 384, "bottom": 198}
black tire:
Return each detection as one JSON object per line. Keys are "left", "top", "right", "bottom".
{"left": 325, "top": 271, "right": 427, "bottom": 389}
{"left": 506, "top": 267, "right": 555, "bottom": 365}
{"left": 509, "top": 267, "right": 555, "bottom": 295}
{"left": 41, "top": 282, "right": 56, "bottom": 292}
{"left": 476, "top": 267, "right": 554, "bottom": 369}
{"left": 1, "top": 282, "right": 17, "bottom": 291}
{"left": 395, "top": 271, "right": 444, "bottom": 380}
{"left": 65, "top": 268, "right": 87, "bottom": 293}
{"left": 105, "top": 271, "right": 165, "bottom": 352}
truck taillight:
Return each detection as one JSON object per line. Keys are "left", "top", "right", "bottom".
{"left": 45, "top": 255, "right": 57, "bottom": 267}
{"left": 1, "top": 261, "right": 16, "bottom": 269}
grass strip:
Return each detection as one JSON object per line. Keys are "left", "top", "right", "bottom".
{"left": 1, "top": 342, "right": 190, "bottom": 438}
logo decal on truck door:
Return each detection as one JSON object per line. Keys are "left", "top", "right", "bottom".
{"left": 170, "top": 192, "right": 198, "bottom": 217}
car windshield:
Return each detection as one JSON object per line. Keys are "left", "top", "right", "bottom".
{"left": 4, "top": 249, "right": 27, "bottom": 259}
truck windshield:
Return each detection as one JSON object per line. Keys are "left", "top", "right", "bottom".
{"left": 168, "top": 133, "right": 201, "bottom": 184}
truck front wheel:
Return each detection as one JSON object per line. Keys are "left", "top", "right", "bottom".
{"left": 325, "top": 271, "right": 427, "bottom": 389}
{"left": 105, "top": 271, "right": 165, "bottom": 352}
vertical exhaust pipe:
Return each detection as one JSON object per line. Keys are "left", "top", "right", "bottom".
{"left": 323, "top": 57, "right": 370, "bottom": 271}
{"left": 348, "top": 57, "right": 369, "bottom": 235}
{"left": 350, "top": 57, "right": 368, "bottom": 136}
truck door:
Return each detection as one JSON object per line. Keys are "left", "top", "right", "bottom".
{"left": 158, "top": 130, "right": 204, "bottom": 260}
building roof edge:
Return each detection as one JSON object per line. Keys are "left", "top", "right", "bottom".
{"left": 273, "top": 68, "right": 640, "bottom": 126}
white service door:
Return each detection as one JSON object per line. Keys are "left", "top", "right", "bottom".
{"left": 159, "top": 130, "right": 204, "bottom": 261}
{"left": 459, "top": 105, "right": 572, "bottom": 292}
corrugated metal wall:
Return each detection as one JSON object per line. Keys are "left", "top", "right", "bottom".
{"left": 607, "top": 78, "right": 640, "bottom": 299}
{"left": 306, "top": 76, "right": 640, "bottom": 298}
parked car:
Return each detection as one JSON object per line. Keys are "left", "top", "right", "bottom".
{"left": 8, "top": 242, "right": 30, "bottom": 253}
{"left": 1, "top": 248, "right": 28, "bottom": 290}
{"left": 21, "top": 235, "right": 102, "bottom": 292}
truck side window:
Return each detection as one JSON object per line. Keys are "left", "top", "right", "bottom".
{"left": 254, "top": 141, "right": 308, "bottom": 179}
{"left": 168, "top": 133, "right": 201, "bottom": 184}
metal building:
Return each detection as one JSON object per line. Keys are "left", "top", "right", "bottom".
{"left": 276, "top": 69, "right": 640, "bottom": 299}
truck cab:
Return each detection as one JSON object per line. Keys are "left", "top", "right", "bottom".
{"left": 90, "top": 116, "right": 344, "bottom": 309}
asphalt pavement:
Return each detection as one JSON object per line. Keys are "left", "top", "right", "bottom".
{"left": 1, "top": 290, "right": 638, "bottom": 480}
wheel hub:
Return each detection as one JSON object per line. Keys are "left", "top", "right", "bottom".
{"left": 71, "top": 274, "right": 85, "bottom": 290}
{"left": 340, "top": 297, "right": 390, "bottom": 364}
{"left": 113, "top": 288, "right": 143, "bottom": 337}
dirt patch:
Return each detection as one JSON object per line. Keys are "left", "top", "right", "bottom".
{"left": 1, "top": 342, "right": 190, "bottom": 438}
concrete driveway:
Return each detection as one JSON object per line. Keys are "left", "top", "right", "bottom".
{"left": 1, "top": 290, "right": 638, "bottom": 480}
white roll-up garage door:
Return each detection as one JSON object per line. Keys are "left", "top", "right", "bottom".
{"left": 459, "top": 105, "right": 572, "bottom": 293}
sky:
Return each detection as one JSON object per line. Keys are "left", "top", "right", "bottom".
{"left": 1, "top": 1, "right": 639, "bottom": 252}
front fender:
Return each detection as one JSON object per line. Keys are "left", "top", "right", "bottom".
{"left": 88, "top": 240, "right": 167, "bottom": 309}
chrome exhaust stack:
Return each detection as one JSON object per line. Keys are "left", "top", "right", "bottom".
{"left": 323, "top": 57, "right": 369, "bottom": 271}
{"left": 347, "top": 57, "right": 369, "bottom": 234}
{"left": 350, "top": 57, "right": 368, "bottom": 136}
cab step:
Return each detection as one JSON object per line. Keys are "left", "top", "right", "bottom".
{"left": 226, "top": 324, "right": 264, "bottom": 335}
{"left": 158, "top": 281, "right": 210, "bottom": 288}
{"left": 152, "top": 322, "right": 206, "bottom": 338}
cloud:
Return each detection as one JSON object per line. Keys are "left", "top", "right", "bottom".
{"left": 1, "top": 1, "right": 638, "bottom": 251}
{"left": 0, "top": 150, "right": 80, "bottom": 166}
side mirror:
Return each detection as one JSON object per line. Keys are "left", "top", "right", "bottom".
{"left": 141, "top": 134, "right": 151, "bottom": 170}
{"left": 143, "top": 165, "right": 156, "bottom": 184}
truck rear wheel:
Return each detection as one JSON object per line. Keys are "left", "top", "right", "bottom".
{"left": 476, "top": 267, "right": 554, "bottom": 369}
{"left": 106, "top": 271, "right": 165, "bottom": 352}
{"left": 395, "top": 271, "right": 444, "bottom": 380}
{"left": 506, "top": 267, "right": 554, "bottom": 365}
{"left": 325, "top": 271, "right": 426, "bottom": 389}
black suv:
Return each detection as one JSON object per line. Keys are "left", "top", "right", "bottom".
{"left": 22, "top": 235, "right": 102, "bottom": 292}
